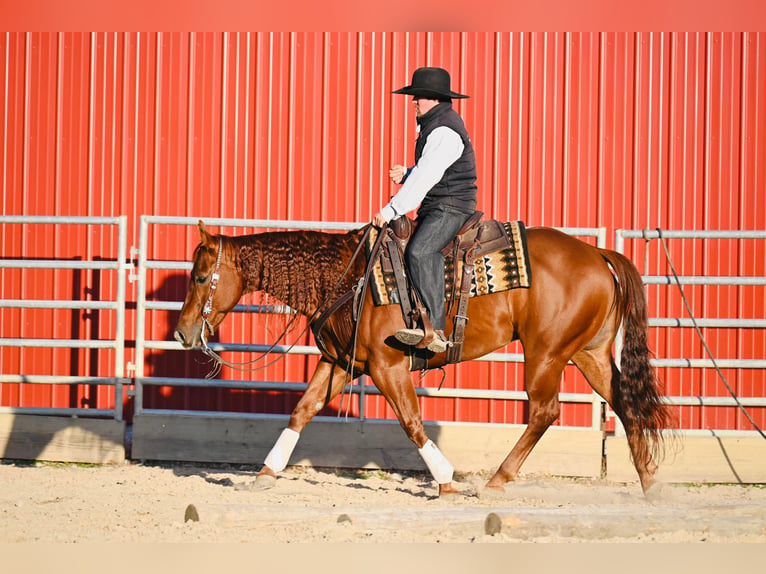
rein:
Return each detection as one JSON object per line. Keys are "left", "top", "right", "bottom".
{"left": 309, "top": 223, "right": 388, "bottom": 417}
{"left": 311, "top": 223, "right": 387, "bottom": 361}
{"left": 198, "top": 225, "right": 376, "bottom": 373}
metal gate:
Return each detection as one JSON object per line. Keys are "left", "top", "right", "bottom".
{"left": 0, "top": 215, "right": 129, "bottom": 421}
{"left": 615, "top": 228, "right": 766, "bottom": 436}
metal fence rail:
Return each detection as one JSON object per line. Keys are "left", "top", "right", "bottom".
{"left": 134, "top": 216, "right": 608, "bottom": 431}
{"left": 3, "top": 217, "right": 762, "bottom": 436}
{"left": 0, "top": 215, "right": 130, "bottom": 421}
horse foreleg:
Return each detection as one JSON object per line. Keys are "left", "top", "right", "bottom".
{"left": 256, "top": 359, "right": 349, "bottom": 487}
{"left": 370, "top": 363, "right": 459, "bottom": 497}
{"left": 485, "top": 359, "right": 564, "bottom": 492}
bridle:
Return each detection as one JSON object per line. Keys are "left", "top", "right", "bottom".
{"left": 197, "top": 237, "right": 302, "bottom": 371}
{"left": 199, "top": 238, "right": 223, "bottom": 350}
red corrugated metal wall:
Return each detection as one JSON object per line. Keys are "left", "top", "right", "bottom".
{"left": 2, "top": 32, "right": 764, "bottom": 430}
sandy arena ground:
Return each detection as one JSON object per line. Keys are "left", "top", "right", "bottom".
{"left": 1, "top": 460, "right": 766, "bottom": 544}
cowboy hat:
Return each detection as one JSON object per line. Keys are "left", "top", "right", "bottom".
{"left": 392, "top": 67, "right": 469, "bottom": 100}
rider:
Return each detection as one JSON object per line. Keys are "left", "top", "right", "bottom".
{"left": 373, "top": 67, "right": 478, "bottom": 354}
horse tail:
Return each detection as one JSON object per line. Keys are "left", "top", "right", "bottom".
{"left": 600, "top": 250, "right": 675, "bottom": 463}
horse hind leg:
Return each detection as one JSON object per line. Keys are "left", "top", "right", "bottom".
{"left": 572, "top": 346, "right": 660, "bottom": 496}
{"left": 485, "top": 357, "right": 565, "bottom": 492}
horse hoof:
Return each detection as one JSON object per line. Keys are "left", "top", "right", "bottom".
{"left": 643, "top": 481, "right": 665, "bottom": 503}
{"left": 253, "top": 473, "right": 277, "bottom": 490}
{"left": 438, "top": 483, "right": 462, "bottom": 498}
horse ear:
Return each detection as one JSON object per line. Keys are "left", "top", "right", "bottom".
{"left": 198, "top": 220, "right": 214, "bottom": 247}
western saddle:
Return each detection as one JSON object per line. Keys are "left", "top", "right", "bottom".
{"left": 379, "top": 211, "right": 511, "bottom": 364}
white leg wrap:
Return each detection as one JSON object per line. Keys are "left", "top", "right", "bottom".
{"left": 263, "top": 428, "right": 300, "bottom": 473}
{"left": 418, "top": 439, "right": 454, "bottom": 484}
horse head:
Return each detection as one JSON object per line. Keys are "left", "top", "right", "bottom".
{"left": 174, "top": 220, "right": 245, "bottom": 349}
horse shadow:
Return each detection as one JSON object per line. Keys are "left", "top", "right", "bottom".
{"left": 169, "top": 462, "right": 436, "bottom": 499}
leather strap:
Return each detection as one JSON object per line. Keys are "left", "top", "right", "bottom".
{"left": 385, "top": 232, "right": 414, "bottom": 328}
{"left": 447, "top": 244, "right": 476, "bottom": 363}
{"left": 415, "top": 311, "right": 435, "bottom": 349}
{"left": 311, "top": 225, "right": 387, "bottom": 367}
{"left": 384, "top": 228, "right": 433, "bottom": 348}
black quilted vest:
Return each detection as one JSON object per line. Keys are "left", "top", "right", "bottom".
{"left": 414, "top": 102, "right": 478, "bottom": 215}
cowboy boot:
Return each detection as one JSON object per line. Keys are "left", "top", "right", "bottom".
{"left": 395, "top": 328, "right": 451, "bottom": 354}
{"left": 395, "top": 327, "right": 426, "bottom": 345}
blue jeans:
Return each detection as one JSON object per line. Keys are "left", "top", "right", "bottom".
{"left": 404, "top": 205, "right": 474, "bottom": 330}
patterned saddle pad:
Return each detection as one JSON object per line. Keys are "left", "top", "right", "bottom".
{"left": 366, "top": 219, "right": 532, "bottom": 307}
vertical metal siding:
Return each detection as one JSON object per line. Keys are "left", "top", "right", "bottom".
{"left": 2, "top": 32, "right": 765, "bottom": 430}
{"left": 739, "top": 34, "right": 766, "bottom": 432}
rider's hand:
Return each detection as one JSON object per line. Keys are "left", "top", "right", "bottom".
{"left": 372, "top": 212, "right": 388, "bottom": 228}
{"left": 389, "top": 165, "right": 407, "bottom": 184}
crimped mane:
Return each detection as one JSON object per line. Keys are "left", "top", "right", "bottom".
{"left": 234, "top": 228, "right": 366, "bottom": 316}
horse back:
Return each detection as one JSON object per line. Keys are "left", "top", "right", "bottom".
{"left": 520, "top": 226, "right": 619, "bottom": 332}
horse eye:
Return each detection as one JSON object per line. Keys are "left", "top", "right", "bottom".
{"left": 193, "top": 274, "right": 208, "bottom": 285}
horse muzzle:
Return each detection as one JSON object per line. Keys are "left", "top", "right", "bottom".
{"left": 173, "top": 328, "right": 193, "bottom": 349}
{"left": 174, "top": 323, "right": 204, "bottom": 349}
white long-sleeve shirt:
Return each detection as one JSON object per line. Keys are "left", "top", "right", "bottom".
{"left": 379, "top": 126, "right": 465, "bottom": 222}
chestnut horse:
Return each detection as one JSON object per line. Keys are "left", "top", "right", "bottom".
{"left": 174, "top": 220, "right": 672, "bottom": 497}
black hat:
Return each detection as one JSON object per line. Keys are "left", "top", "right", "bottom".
{"left": 392, "top": 67, "right": 469, "bottom": 100}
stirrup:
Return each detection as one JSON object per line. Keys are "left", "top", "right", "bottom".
{"left": 426, "top": 331, "right": 450, "bottom": 354}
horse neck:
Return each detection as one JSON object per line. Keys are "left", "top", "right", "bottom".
{"left": 240, "top": 230, "right": 359, "bottom": 317}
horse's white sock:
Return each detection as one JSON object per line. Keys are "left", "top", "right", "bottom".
{"left": 263, "top": 428, "right": 300, "bottom": 473}
{"left": 418, "top": 439, "right": 454, "bottom": 484}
